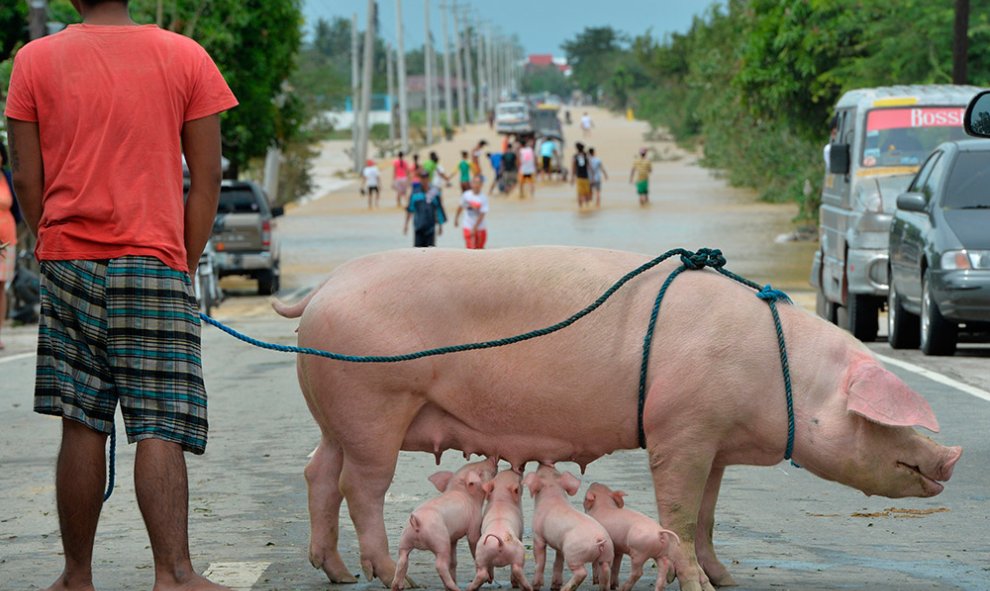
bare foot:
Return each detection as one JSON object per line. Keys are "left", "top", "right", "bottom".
{"left": 42, "top": 576, "right": 96, "bottom": 591}
{"left": 153, "top": 572, "right": 234, "bottom": 591}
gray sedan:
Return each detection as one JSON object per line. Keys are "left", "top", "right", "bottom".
{"left": 888, "top": 139, "right": 990, "bottom": 355}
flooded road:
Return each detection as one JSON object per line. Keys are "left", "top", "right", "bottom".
{"left": 269, "top": 108, "right": 817, "bottom": 304}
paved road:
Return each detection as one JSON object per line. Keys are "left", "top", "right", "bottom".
{"left": 2, "top": 108, "right": 988, "bottom": 590}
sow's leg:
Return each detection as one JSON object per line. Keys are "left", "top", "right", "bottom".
{"left": 338, "top": 413, "right": 413, "bottom": 586}
{"left": 647, "top": 445, "right": 717, "bottom": 591}
{"left": 305, "top": 436, "right": 356, "bottom": 583}
{"left": 695, "top": 466, "right": 736, "bottom": 587}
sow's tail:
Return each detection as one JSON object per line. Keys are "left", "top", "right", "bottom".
{"left": 483, "top": 534, "right": 504, "bottom": 548}
{"left": 271, "top": 280, "right": 327, "bottom": 318}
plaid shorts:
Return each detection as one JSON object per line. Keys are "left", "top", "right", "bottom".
{"left": 34, "top": 257, "right": 209, "bottom": 454}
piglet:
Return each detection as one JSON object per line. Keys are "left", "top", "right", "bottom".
{"left": 392, "top": 457, "right": 498, "bottom": 591}
{"left": 524, "top": 465, "right": 614, "bottom": 591}
{"left": 583, "top": 482, "right": 680, "bottom": 591}
{"left": 467, "top": 469, "right": 532, "bottom": 591}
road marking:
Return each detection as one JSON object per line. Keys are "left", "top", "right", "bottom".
{"left": 203, "top": 562, "right": 270, "bottom": 590}
{"left": 0, "top": 352, "right": 34, "bottom": 365}
{"left": 875, "top": 353, "right": 990, "bottom": 403}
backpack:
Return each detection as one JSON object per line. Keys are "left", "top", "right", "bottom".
{"left": 412, "top": 193, "right": 436, "bottom": 232}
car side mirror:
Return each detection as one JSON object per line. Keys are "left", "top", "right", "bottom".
{"left": 271, "top": 206, "right": 285, "bottom": 218}
{"left": 896, "top": 192, "right": 928, "bottom": 213}
{"left": 829, "top": 143, "right": 851, "bottom": 175}
{"left": 964, "top": 90, "right": 990, "bottom": 137}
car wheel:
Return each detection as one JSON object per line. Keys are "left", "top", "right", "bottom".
{"left": 843, "top": 293, "right": 879, "bottom": 342}
{"left": 887, "top": 277, "right": 919, "bottom": 349}
{"left": 920, "top": 272, "right": 956, "bottom": 356}
{"left": 816, "top": 286, "right": 838, "bottom": 324}
{"left": 257, "top": 264, "right": 279, "bottom": 296}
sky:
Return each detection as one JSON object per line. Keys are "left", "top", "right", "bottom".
{"left": 303, "top": 0, "right": 724, "bottom": 56}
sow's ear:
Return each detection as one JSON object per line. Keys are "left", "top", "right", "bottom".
{"left": 845, "top": 363, "right": 940, "bottom": 432}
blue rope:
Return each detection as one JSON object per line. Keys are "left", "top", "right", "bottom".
{"left": 756, "top": 285, "right": 797, "bottom": 462}
{"left": 198, "top": 247, "right": 798, "bottom": 462}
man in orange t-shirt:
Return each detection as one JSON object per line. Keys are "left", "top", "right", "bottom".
{"left": 5, "top": 1, "right": 238, "bottom": 589}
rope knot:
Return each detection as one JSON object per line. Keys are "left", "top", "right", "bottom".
{"left": 756, "top": 284, "right": 793, "bottom": 305}
{"left": 680, "top": 248, "right": 726, "bottom": 270}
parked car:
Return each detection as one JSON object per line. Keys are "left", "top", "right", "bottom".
{"left": 211, "top": 180, "right": 284, "bottom": 295}
{"left": 888, "top": 139, "right": 990, "bottom": 355}
{"left": 809, "top": 85, "right": 979, "bottom": 342}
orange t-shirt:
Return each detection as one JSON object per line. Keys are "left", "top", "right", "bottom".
{"left": 4, "top": 24, "right": 238, "bottom": 272}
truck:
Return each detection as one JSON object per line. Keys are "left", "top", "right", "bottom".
{"left": 810, "top": 85, "right": 979, "bottom": 341}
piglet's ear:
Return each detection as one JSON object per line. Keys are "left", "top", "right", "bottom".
{"left": 522, "top": 472, "right": 540, "bottom": 497}
{"left": 561, "top": 472, "right": 581, "bottom": 496}
{"left": 428, "top": 471, "right": 454, "bottom": 492}
{"left": 482, "top": 480, "right": 495, "bottom": 495}
{"left": 465, "top": 471, "right": 482, "bottom": 490}
{"left": 611, "top": 491, "right": 627, "bottom": 508}
{"left": 511, "top": 484, "right": 521, "bottom": 500}
{"left": 583, "top": 491, "right": 596, "bottom": 509}
{"left": 846, "top": 364, "right": 940, "bottom": 432}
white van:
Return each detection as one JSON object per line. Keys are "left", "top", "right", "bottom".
{"left": 809, "top": 85, "right": 980, "bottom": 341}
{"left": 495, "top": 101, "right": 532, "bottom": 135}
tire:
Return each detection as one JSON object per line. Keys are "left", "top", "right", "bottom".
{"left": 920, "top": 272, "right": 956, "bottom": 356}
{"left": 816, "top": 287, "right": 838, "bottom": 324}
{"left": 844, "top": 293, "right": 879, "bottom": 342}
{"left": 257, "top": 265, "right": 280, "bottom": 296}
{"left": 887, "top": 278, "right": 919, "bottom": 349}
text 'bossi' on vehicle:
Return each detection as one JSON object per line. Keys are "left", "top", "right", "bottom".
{"left": 809, "top": 84, "right": 980, "bottom": 342}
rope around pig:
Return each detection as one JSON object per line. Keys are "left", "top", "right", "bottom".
{"left": 101, "top": 247, "right": 797, "bottom": 500}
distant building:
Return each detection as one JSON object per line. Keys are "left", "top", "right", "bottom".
{"left": 526, "top": 54, "right": 571, "bottom": 76}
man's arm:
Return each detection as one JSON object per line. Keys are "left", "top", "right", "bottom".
{"left": 6, "top": 118, "right": 44, "bottom": 237}
{"left": 182, "top": 114, "right": 223, "bottom": 274}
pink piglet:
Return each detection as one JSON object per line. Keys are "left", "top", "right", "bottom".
{"left": 392, "top": 457, "right": 498, "bottom": 591}
{"left": 467, "top": 469, "right": 532, "bottom": 591}
{"left": 583, "top": 482, "right": 680, "bottom": 591}
{"left": 524, "top": 465, "right": 614, "bottom": 591}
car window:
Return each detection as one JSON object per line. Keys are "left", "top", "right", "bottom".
{"left": 943, "top": 151, "right": 990, "bottom": 208}
{"left": 218, "top": 188, "right": 262, "bottom": 214}
{"left": 909, "top": 151, "right": 941, "bottom": 193}
{"left": 861, "top": 107, "right": 968, "bottom": 168}
{"left": 920, "top": 151, "right": 948, "bottom": 202}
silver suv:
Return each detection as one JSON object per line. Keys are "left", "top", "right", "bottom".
{"left": 212, "top": 180, "right": 283, "bottom": 295}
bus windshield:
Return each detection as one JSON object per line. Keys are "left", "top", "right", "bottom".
{"left": 861, "top": 107, "right": 969, "bottom": 168}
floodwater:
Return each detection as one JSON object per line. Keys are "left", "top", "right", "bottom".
{"left": 276, "top": 111, "right": 818, "bottom": 305}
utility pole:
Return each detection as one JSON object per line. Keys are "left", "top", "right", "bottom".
{"left": 357, "top": 0, "right": 376, "bottom": 169}
{"left": 351, "top": 13, "right": 361, "bottom": 171}
{"left": 440, "top": 1, "right": 454, "bottom": 133}
{"left": 475, "top": 24, "right": 485, "bottom": 120}
{"left": 386, "top": 43, "right": 396, "bottom": 141}
{"left": 396, "top": 0, "right": 410, "bottom": 152}
{"left": 29, "top": 0, "right": 47, "bottom": 40}
{"left": 953, "top": 0, "right": 970, "bottom": 84}
{"left": 460, "top": 8, "right": 476, "bottom": 124}
{"left": 424, "top": 0, "right": 434, "bottom": 145}
{"left": 451, "top": 3, "right": 467, "bottom": 130}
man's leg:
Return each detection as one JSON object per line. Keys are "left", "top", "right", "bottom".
{"left": 135, "top": 438, "right": 230, "bottom": 591}
{"left": 44, "top": 418, "right": 107, "bottom": 591}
